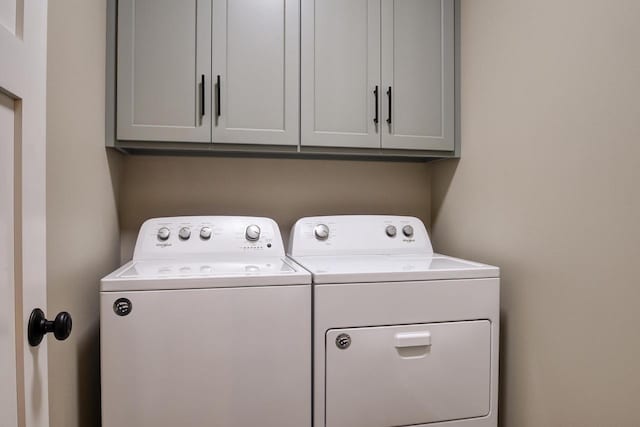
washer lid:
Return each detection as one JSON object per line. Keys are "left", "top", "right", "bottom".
{"left": 289, "top": 254, "right": 499, "bottom": 284}
{"left": 100, "top": 257, "right": 311, "bottom": 291}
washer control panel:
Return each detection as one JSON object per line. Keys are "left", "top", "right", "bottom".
{"left": 385, "top": 225, "right": 397, "bottom": 237}
{"left": 314, "top": 224, "right": 330, "bottom": 241}
{"left": 157, "top": 227, "right": 171, "bottom": 241}
{"left": 178, "top": 227, "right": 192, "bottom": 241}
{"left": 134, "top": 216, "right": 285, "bottom": 260}
{"left": 199, "top": 226, "right": 212, "bottom": 240}
{"left": 288, "top": 215, "right": 433, "bottom": 257}
{"left": 245, "top": 224, "right": 261, "bottom": 241}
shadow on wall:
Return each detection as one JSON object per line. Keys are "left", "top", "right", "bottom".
{"left": 117, "top": 155, "right": 432, "bottom": 260}
{"left": 430, "top": 158, "right": 459, "bottom": 229}
{"left": 430, "top": 158, "right": 512, "bottom": 425}
{"left": 107, "top": 150, "right": 123, "bottom": 218}
{"left": 46, "top": 148, "right": 122, "bottom": 427}
{"left": 77, "top": 319, "right": 101, "bottom": 426}
{"left": 497, "top": 307, "right": 509, "bottom": 427}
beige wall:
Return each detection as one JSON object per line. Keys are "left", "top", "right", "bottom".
{"left": 431, "top": 1, "right": 640, "bottom": 426}
{"left": 44, "top": 1, "right": 430, "bottom": 424}
{"left": 46, "top": 1, "right": 121, "bottom": 426}
{"left": 49, "top": 0, "right": 640, "bottom": 425}
{"left": 119, "top": 156, "right": 430, "bottom": 259}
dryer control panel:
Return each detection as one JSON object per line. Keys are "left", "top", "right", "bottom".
{"left": 133, "top": 216, "right": 285, "bottom": 260}
{"left": 288, "top": 215, "right": 433, "bottom": 257}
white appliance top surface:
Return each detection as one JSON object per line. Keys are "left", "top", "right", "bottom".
{"left": 101, "top": 257, "right": 310, "bottom": 291}
{"left": 101, "top": 216, "right": 311, "bottom": 291}
{"left": 290, "top": 254, "right": 499, "bottom": 284}
{"left": 287, "top": 216, "right": 498, "bottom": 283}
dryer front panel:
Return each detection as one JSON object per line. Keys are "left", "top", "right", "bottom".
{"left": 325, "top": 321, "right": 491, "bottom": 427}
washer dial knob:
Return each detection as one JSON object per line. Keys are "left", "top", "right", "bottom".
{"left": 178, "top": 227, "right": 191, "bottom": 240}
{"left": 314, "top": 224, "right": 330, "bottom": 241}
{"left": 200, "top": 226, "right": 212, "bottom": 240}
{"left": 385, "top": 225, "right": 397, "bottom": 237}
{"left": 402, "top": 225, "right": 414, "bottom": 237}
{"left": 157, "top": 227, "right": 171, "bottom": 241}
{"left": 245, "top": 224, "right": 261, "bottom": 241}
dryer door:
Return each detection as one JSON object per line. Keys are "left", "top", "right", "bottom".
{"left": 325, "top": 320, "right": 491, "bottom": 427}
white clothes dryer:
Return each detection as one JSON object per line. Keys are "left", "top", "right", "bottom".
{"left": 288, "top": 215, "right": 500, "bottom": 427}
{"left": 101, "top": 216, "right": 311, "bottom": 427}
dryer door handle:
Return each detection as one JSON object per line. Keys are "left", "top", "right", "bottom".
{"left": 394, "top": 331, "right": 431, "bottom": 348}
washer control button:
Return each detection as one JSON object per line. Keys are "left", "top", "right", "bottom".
{"left": 157, "top": 227, "right": 171, "bottom": 241}
{"left": 385, "top": 225, "right": 397, "bottom": 237}
{"left": 314, "top": 224, "right": 330, "bottom": 241}
{"left": 245, "top": 224, "right": 261, "bottom": 241}
{"left": 178, "top": 227, "right": 191, "bottom": 240}
{"left": 402, "top": 225, "right": 414, "bottom": 238}
{"left": 200, "top": 226, "right": 212, "bottom": 240}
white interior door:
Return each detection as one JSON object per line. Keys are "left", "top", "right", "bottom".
{"left": 0, "top": 1, "right": 50, "bottom": 426}
{"left": 212, "top": 0, "right": 299, "bottom": 146}
{"left": 301, "top": 0, "right": 381, "bottom": 148}
{"left": 381, "top": 0, "right": 454, "bottom": 151}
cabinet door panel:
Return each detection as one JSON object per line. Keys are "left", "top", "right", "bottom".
{"left": 213, "top": 0, "right": 299, "bottom": 146}
{"left": 301, "top": 0, "right": 381, "bottom": 148}
{"left": 382, "top": 0, "right": 454, "bottom": 151}
{"left": 117, "top": 0, "right": 212, "bottom": 142}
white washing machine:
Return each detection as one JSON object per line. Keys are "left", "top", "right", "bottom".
{"left": 288, "top": 215, "right": 500, "bottom": 427}
{"left": 101, "top": 216, "right": 311, "bottom": 427}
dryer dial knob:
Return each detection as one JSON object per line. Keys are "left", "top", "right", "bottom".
{"left": 157, "top": 227, "right": 171, "bottom": 241}
{"left": 199, "top": 226, "right": 212, "bottom": 240}
{"left": 385, "top": 225, "right": 397, "bottom": 237}
{"left": 245, "top": 224, "right": 261, "bottom": 241}
{"left": 402, "top": 225, "right": 414, "bottom": 238}
{"left": 314, "top": 224, "right": 330, "bottom": 241}
{"left": 178, "top": 227, "right": 191, "bottom": 240}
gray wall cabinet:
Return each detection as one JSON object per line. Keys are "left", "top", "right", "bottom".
{"left": 212, "top": 0, "right": 299, "bottom": 146}
{"left": 117, "top": 0, "right": 297, "bottom": 146}
{"left": 110, "top": 0, "right": 458, "bottom": 160}
{"left": 301, "top": 0, "right": 381, "bottom": 149}
{"left": 117, "top": 0, "right": 212, "bottom": 142}
{"left": 381, "top": 0, "right": 454, "bottom": 151}
{"left": 302, "top": 0, "right": 454, "bottom": 151}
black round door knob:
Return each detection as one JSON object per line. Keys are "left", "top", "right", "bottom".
{"left": 28, "top": 308, "right": 72, "bottom": 347}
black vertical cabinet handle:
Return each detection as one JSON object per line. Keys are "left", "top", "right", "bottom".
{"left": 386, "top": 86, "right": 392, "bottom": 124}
{"left": 216, "top": 75, "right": 221, "bottom": 118}
{"left": 373, "top": 85, "right": 379, "bottom": 124}
{"left": 200, "top": 74, "right": 205, "bottom": 118}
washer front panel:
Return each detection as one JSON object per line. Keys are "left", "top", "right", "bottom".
{"left": 101, "top": 285, "right": 311, "bottom": 427}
